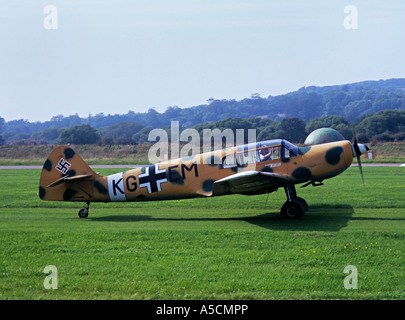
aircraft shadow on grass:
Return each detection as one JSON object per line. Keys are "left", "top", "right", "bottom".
{"left": 87, "top": 204, "right": 389, "bottom": 232}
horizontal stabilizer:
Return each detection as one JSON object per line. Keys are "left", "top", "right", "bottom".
{"left": 47, "top": 174, "right": 93, "bottom": 188}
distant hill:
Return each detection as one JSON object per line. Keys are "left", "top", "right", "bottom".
{"left": 1, "top": 78, "right": 405, "bottom": 144}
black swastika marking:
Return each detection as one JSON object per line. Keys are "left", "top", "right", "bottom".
{"left": 55, "top": 158, "right": 71, "bottom": 174}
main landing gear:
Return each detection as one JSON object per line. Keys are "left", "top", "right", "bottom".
{"left": 281, "top": 185, "right": 308, "bottom": 219}
{"left": 78, "top": 201, "right": 90, "bottom": 218}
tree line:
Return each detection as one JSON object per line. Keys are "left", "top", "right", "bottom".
{"left": 1, "top": 78, "right": 405, "bottom": 145}
{"left": 1, "top": 110, "right": 404, "bottom": 146}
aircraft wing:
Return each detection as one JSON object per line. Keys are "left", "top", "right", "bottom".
{"left": 212, "top": 171, "right": 293, "bottom": 196}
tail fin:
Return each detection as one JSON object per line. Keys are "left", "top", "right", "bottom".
{"left": 39, "top": 145, "right": 97, "bottom": 202}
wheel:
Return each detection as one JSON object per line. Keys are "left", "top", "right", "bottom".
{"left": 294, "top": 197, "right": 308, "bottom": 213}
{"left": 281, "top": 200, "right": 304, "bottom": 219}
{"left": 78, "top": 208, "right": 89, "bottom": 218}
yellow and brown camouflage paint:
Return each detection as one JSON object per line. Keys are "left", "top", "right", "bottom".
{"left": 39, "top": 140, "right": 354, "bottom": 204}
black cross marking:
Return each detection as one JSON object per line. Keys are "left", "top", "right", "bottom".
{"left": 55, "top": 158, "right": 71, "bottom": 174}
{"left": 139, "top": 164, "right": 167, "bottom": 193}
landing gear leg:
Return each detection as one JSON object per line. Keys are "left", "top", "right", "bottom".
{"left": 78, "top": 201, "right": 90, "bottom": 218}
{"left": 281, "top": 185, "right": 307, "bottom": 219}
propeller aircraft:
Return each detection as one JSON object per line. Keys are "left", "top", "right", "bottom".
{"left": 38, "top": 129, "right": 369, "bottom": 219}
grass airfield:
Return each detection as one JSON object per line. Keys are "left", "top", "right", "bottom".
{"left": 0, "top": 166, "right": 404, "bottom": 299}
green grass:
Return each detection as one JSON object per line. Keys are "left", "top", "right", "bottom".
{"left": 0, "top": 167, "right": 405, "bottom": 299}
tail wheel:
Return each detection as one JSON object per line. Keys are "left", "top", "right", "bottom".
{"left": 78, "top": 202, "right": 90, "bottom": 218}
{"left": 78, "top": 208, "right": 88, "bottom": 218}
{"left": 281, "top": 200, "right": 305, "bottom": 219}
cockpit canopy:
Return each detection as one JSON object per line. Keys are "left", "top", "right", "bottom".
{"left": 229, "top": 139, "right": 299, "bottom": 166}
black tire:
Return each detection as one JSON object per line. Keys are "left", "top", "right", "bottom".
{"left": 294, "top": 197, "right": 308, "bottom": 213}
{"left": 281, "top": 200, "right": 304, "bottom": 219}
{"left": 78, "top": 208, "right": 89, "bottom": 218}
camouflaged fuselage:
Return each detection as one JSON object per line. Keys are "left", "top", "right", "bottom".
{"left": 38, "top": 140, "right": 354, "bottom": 203}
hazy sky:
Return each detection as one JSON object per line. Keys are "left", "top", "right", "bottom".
{"left": 1, "top": 0, "right": 404, "bottom": 122}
